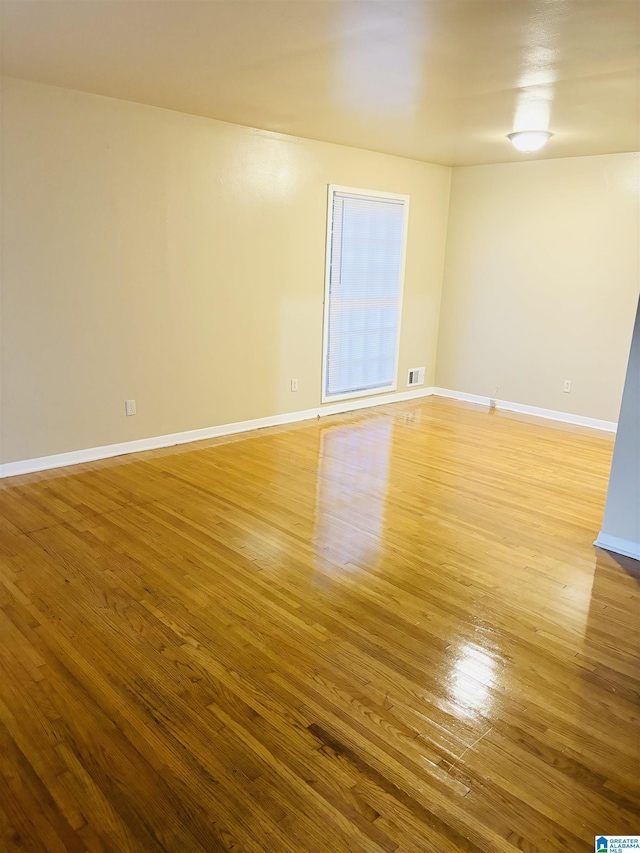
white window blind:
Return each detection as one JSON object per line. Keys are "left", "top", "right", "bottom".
{"left": 323, "top": 187, "right": 408, "bottom": 402}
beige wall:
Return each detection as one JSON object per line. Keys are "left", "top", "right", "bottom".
{"left": 436, "top": 154, "right": 640, "bottom": 423}
{"left": 2, "top": 78, "right": 638, "bottom": 468}
{"left": 0, "top": 78, "right": 451, "bottom": 464}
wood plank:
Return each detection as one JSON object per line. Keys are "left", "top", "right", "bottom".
{"left": 0, "top": 398, "right": 636, "bottom": 852}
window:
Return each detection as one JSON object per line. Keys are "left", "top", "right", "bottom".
{"left": 322, "top": 185, "right": 409, "bottom": 402}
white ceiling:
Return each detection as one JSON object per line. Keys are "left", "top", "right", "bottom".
{"left": 1, "top": 0, "right": 638, "bottom": 166}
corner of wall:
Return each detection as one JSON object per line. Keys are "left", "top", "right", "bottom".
{"left": 429, "top": 163, "right": 454, "bottom": 387}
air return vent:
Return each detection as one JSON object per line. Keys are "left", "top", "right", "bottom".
{"left": 407, "top": 367, "right": 425, "bottom": 387}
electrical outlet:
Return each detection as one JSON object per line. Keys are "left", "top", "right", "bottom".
{"left": 290, "top": 378, "right": 298, "bottom": 392}
{"left": 563, "top": 379, "right": 572, "bottom": 394}
{"left": 125, "top": 399, "right": 137, "bottom": 416}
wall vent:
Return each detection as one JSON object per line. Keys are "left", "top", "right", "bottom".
{"left": 407, "top": 367, "right": 425, "bottom": 387}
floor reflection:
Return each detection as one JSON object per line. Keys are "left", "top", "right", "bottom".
{"left": 313, "top": 416, "right": 392, "bottom": 574}
{"left": 570, "top": 551, "right": 640, "bottom": 835}
{"left": 447, "top": 641, "right": 497, "bottom": 718}
{"left": 581, "top": 550, "right": 639, "bottom": 700}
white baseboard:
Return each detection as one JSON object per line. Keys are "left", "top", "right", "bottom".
{"left": 0, "top": 386, "right": 435, "bottom": 479}
{"left": 432, "top": 388, "right": 617, "bottom": 433}
{"left": 594, "top": 532, "right": 640, "bottom": 562}
{"left": 0, "top": 384, "right": 617, "bottom": 479}
{"left": 433, "top": 388, "right": 493, "bottom": 407}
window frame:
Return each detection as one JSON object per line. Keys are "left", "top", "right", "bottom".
{"left": 321, "top": 184, "right": 410, "bottom": 404}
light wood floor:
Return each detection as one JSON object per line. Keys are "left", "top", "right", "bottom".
{"left": 0, "top": 398, "right": 638, "bottom": 852}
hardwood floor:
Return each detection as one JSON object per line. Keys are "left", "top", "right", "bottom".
{"left": 0, "top": 397, "right": 637, "bottom": 852}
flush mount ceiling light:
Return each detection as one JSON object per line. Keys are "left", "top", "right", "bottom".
{"left": 507, "top": 130, "right": 553, "bottom": 152}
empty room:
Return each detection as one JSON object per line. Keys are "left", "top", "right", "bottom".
{"left": 0, "top": 1, "right": 639, "bottom": 851}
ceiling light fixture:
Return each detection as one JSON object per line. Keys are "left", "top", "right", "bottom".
{"left": 507, "top": 130, "right": 553, "bottom": 153}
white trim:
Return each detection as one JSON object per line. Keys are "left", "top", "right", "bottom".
{"left": 0, "top": 387, "right": 434, "bottom": 479}
{"left": 319, "top": 382, "right": 398, "bottom": 404}
{"left": 432, "top": 388, "right": 617, "bottom": 433}
{"left": 496, "top": 399, "right": 617, "bottom": 432}
{"left": 1, "top": 385, "right": 618, "bottom": 479}
{"left": 321, "top": 184, "right": 410, "bottom": 404}
{"left": 594, "top": 532, "right": 640, "bottom": 561}
{"left": 433, "top": 388, "right": 493, "bottom": 407}
{"left": 325, "top": 186, "right": 411, "bottom": 202}
{"left": 320, "top": 183, "right": 334, "bottom": 402}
